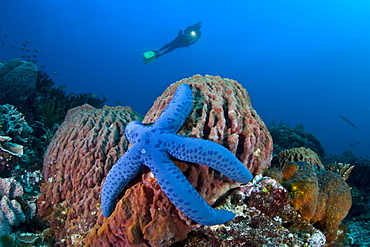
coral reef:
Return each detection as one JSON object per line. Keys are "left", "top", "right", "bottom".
{"left": 84, "top": 75, "right": 272, "bottom": 246}
{"left": 33, "top": 71, "right": 107, "bottom": 129}
{"left": 0, "top": 58, "right": 38, "bottom": 105}
{"left": 266, "top": 148, "right": 352, "bottom": 243}
{"left": 269, "top": 122, "right": 325, "bottom": 158}
{"left": 0, "top": 59, "right": 106, "bottom": 180}
{"left": 38, "top": 75, "right": 272, "bottom": 246}
{"left": 173, "top": 177, "right": 327, "bottom": 247}
{"left": 37, "top": 104, "right": 143, "bottom": 246}
{"left": 101, "top": 84, "right": 253, "bottom": 226}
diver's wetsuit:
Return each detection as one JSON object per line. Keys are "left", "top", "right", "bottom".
{"left": 156, "top": 22, "right": 202, "bottom": 57}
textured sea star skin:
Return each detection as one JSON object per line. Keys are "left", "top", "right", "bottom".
{"left": 101, "top": 84, "right": 253, "bottom": 225}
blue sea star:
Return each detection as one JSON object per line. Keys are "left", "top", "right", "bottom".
{"left": 101, "top": 83, "right": 253, "bottom": 225}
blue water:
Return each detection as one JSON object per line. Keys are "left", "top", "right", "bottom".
{"left": 1, "top": 1, "right": 369, "bottom": 158}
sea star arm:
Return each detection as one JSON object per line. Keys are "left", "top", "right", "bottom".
{"left": 153, "top": 84, "right": 193, "bottom": 133}
{"left": 101, "top": 145, "right": 144, "bottom": 217}
{"left": 165, "top": 135, "right": 253, "bottom": 183}
{"left": 144, "top": 149, "right": 236, "bottom": 225}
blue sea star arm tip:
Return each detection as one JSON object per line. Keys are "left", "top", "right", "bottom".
{"left": 153, "top": 83, "right": 192, "bottom": 133}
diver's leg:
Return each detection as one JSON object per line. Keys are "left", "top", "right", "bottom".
{"left": 160, "top": 42, "right": 172, "bottom": 51}
{"left": 160, "top": 47, "right": 176, "bottom": 55}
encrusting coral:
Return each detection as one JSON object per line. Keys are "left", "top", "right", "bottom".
{"left": 266, "top": 147, "right": 352, "bottom": 243}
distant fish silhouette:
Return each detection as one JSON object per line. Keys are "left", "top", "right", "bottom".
{"left": 339, "top": 114, "right": 359, "bottom": 130}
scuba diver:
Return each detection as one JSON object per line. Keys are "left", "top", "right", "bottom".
{"left": 143, "top": 22, "right": 202, "bottom": 64}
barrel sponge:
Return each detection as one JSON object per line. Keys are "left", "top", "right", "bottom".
{"left": 0, "top": 59, "right": 38, "bottom": 104}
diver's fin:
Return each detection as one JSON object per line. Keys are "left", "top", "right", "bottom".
{"left": 143, "top": 50, "right": 157, "bottom": 64}
{"left": 143, "top": 50, "right": 156, "bottom": 59}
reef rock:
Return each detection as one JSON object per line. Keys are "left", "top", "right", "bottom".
{"left": 37, "top": 105, "right": 143, "bottom": 246}
{"left": 266, "top": 148, "right": 352, "bottom": 243}
{"left": 0, "top": 59, "right": 38, "bottom": 104}
{"left": 83, "top": 75, "right": 272, "bottom": 246}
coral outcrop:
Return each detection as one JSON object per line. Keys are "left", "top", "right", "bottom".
{"left": 0, "top": 58, "right": 38, "bottom": 105}
{"left": 37, "top": 105, "right": 143, "bottom": 246}
{"left": 266, "top": 148, "right": 352, "bottom": 243}
{"left": 38, "top": 75, "right": 272, "bottom": 246}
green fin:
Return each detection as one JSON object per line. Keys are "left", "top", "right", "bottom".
{"left": 143, "top": 51, "right": 156, "bottom": 59}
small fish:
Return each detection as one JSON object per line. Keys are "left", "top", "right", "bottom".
{"left": 339, "top": 114, "right": 359, "bottom": 130}
{"left": 89, "top": 93, "right": 99, "bottom": 100}
{"left": 21, "top": 55, "right": 26, "bottom": 59}
{"left": 33, "top": 49, "right": 39, "bottom": 53}
{"left": 25, "top": 49, "right": 30, "bottom": 52}
{"left": 52, "top": 71, "right": 58, "bottom": 75}
{"left": 58, "top": 85, "right": 67, "bottom": 89}
{"left": 26, "top": 40, "right": 32, "bottom": 43}
{"left": 22, "top": 43, "right": 27, "bottom": 46}
{"left": 32, "top": 55, "right": 37, "bottom": 58}
{"left": 68, "top": 93, "right": 76, "bottom": 98}
{"left": 1, "top": 42, "right": 5, "bottom": 46}
{"left": 39, "top": 65, "right": 46, "bottom": 69}
{"left": 20, "top": 48, "right": 25, "bottom": 51}
{"left": 11, "top": 46, "right": 15, "bottom": 48}
{"left": 3, "top": 35, "right": 7, "bottom": 38}
{"left": 114, "top": 101, "right": 122, "bottom": 105}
